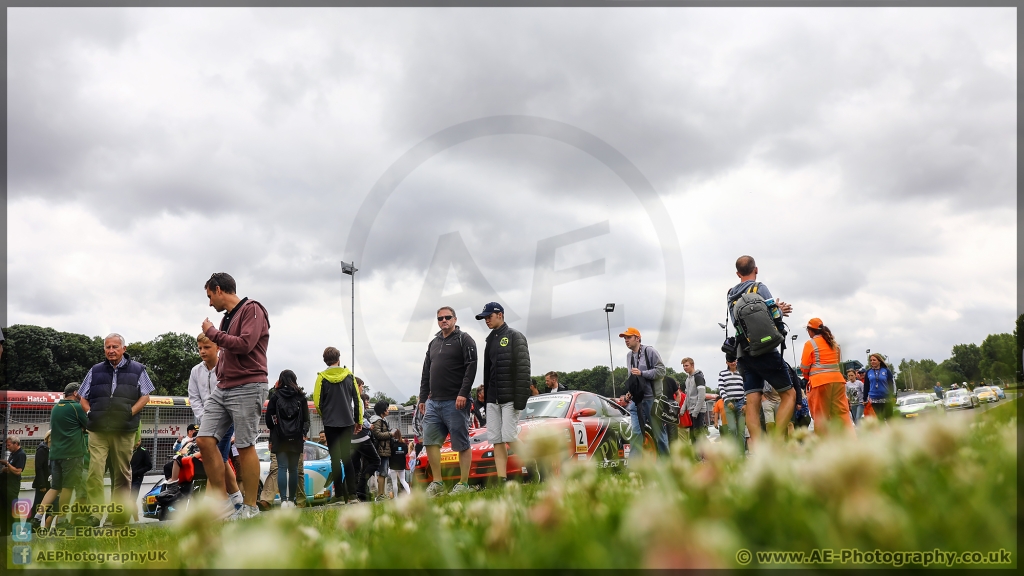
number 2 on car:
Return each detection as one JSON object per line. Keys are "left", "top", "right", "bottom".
{"left": 572, "top": 422, "right": 588, "bottom": 453}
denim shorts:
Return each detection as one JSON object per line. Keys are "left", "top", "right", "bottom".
{"left": 198, "top": 382, "right": 269, "bottom": 449}
{"left": 51, "top": 457, "right": 84, "bottom": 491}
{"left": 738, "top": 351, "right": 793, "bottom": 395}
{"left": 422, "top": 399, "right": 471, "bottom": 452}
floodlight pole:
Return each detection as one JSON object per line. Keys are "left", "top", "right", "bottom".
{"left": 341, "top": 261, "right": 359, "bottom": 373}
{"left": 605, "top": 303, "right": 616, "bottom": 397}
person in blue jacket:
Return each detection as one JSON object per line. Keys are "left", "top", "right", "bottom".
{"left": 864, "top": 353, "right": 895, "bottom": 422}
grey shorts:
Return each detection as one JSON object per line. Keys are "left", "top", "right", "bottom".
{"left": 51, "top": 457, "right": 84, "bottom": 491}
{"left": 197, "top": 382, "right": 269, "bottom": 449}
{"left": 423, "top": 399, "right": 471, "bottom": 452}
{"left": 486, "top": 402, "right": 520, "bottom": 444}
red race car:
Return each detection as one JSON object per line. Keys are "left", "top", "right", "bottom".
{"left": 413, "top": 390, "right": 652, "bottom": 484}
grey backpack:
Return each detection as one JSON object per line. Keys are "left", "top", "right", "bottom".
{"left": 731, "top": 284, "right": 784, "bottom": 356}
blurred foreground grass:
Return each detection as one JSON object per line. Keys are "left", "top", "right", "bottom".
{"left": 15, "top": 405, "right": 1017, "bottom": 569}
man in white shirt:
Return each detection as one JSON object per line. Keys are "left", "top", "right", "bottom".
{"left": 186, "top": 333, "right": 242, "bottom": 508}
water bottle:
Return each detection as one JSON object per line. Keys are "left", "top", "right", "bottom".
{"left": 764, "top": 297, "right": 782, "bottom": 320}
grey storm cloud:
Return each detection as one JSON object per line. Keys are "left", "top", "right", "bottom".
{"left": 9, "top": 8, "right": 1015, "bottom": 222}
{"left": 5, "top": 7, "right": 1016, "bottom": 397}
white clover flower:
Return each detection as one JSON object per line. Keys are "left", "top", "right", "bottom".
{"left": 393, "top": 490, "right": 428, "bottom": 518}
{"left": 213, "top": 523, "right": 289, "bottom": 568}
{"left": 337, "top": 503, "right": 374, "bottom": 532}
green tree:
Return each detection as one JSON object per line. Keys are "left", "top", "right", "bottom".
{"left": 404, "top": 395, "right": 418, "bottom": 406}
{"left": 370, "top": 391, "right": 397, "bottom": 405}
{"left": 950, "top": 343, "right": 982, "bottom": 382}
{"left": 896, "top": 359, "right": 938, "bottom": 391}
{"left": 933, "top": 358, "right": 965, "bottom": 386}
{"left": 1015, "top": 314, "right": 1023, "bottom": 382}
{"left": 0, "top": 325, "right": 103, "bottom": 391}
{"left": 978, "top": 333, "right": 1015, "bottom": 381}
{"left": 129, "top": 332, "right": 200, "bottom": 396}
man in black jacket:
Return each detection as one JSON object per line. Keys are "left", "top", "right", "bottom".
{"left": 476, "top": 302, "right": 531, "bottom": 485}
{"left": 418, "top": 306, "right": 478, "bottom": 497}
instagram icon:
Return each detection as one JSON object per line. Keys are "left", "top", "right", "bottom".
{"left": 12, "top": 498, "right": 32, "bottom": 520}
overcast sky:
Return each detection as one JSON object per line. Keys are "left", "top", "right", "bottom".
{"left": 6, "top": 7, "right": 1017, "bottom": 398}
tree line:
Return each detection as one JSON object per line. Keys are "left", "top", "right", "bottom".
{"left": 2, "top": 321, "right": 1020, "bottom": 397}
{"left": 0, "top": 324, "right": 201, "bottom": 396}
{"left": 895, "top": 326, "right": 1020, "bottom": 390}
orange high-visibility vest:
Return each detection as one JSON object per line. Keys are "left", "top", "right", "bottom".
{"left": 799, "top": 335, "right": 845, "bottom": 388}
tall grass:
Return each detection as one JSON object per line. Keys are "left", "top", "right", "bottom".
{"left": 18, "top": 411, "right": 1017, "bottom": 569}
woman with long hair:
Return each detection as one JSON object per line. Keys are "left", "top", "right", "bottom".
{"left": 864, "top": 353, "right": 896, "bottom": 422}
{"left": 799, "top": 318, "right": 854, "bottom": 434}
{"left": 265, "top": 369, "right": 310, "bottom": 508}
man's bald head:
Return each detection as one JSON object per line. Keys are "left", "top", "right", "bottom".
{"left": 736, "top": 255, "right": 756, "bottom": 277}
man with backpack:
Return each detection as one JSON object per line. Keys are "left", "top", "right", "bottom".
{"left": 726, "top": 256, "right": 796, "bottom": 448}
{"left": 616, "top": 327, "right": 668, "bottom": 457}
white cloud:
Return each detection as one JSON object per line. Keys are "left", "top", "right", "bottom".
{"left": 6, "top": 7, "right": 1016, "bottom": 397}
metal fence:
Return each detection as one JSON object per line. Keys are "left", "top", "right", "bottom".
{"left": 2, "top": 399, "right": 419, "bottom": 481}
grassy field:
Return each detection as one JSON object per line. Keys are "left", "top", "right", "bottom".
{"left": 9, "top": 408, "right": 1017, "bottom": 570}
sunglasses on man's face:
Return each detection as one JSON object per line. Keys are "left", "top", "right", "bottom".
{"left": 437, "top": 315, "right": 454, "bottom": 322}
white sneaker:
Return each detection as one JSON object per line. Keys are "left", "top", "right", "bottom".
{"left": 449, "top": 482, "right": 473, "bottom": 495}
{"left": 281, "top": 501, "right": 295, "bottom": 509}
{"left": 425, "top": 481, "right": 445, "bottom": 498}
{"left": 227, "top": 504, "right": 259, "bottom": 521}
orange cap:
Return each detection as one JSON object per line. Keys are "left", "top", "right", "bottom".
{"left": 807, "top": 318, "right": 824, "bottom": 329}
{"left": 618, "top": 327, "right": 641, "bottom": 339}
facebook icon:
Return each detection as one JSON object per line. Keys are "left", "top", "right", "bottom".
{"left": 13, "top": 545, "right": 33, "bottom": 565}
{"left": 12, "top": 521, "right": 32, "bottom": 542}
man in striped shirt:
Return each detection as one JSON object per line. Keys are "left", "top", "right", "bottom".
{"left": 717, "top": 357, "right": 746, "bottom": 453}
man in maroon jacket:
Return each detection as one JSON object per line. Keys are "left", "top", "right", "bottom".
{"left": 196, "top": 272, "right": 271, "bottom": 521}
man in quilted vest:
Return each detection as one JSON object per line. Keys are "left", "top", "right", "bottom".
{"left": 79, "top": 334, "right": 154, "bottom": 526}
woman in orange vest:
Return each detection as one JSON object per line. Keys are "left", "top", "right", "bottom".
{"left": 799, "top": 318, "right": 854, "bottom": 434}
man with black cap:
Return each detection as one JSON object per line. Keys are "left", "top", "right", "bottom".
{"left": 476, "top": 302, "right": 531, "bottom": 485}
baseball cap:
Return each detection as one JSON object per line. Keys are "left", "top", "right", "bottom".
{"left": 186, "top": 424, "right": 199, "bottom": 433}
{"left": 807, "top": 318, "right": 824, "bottom": 329}
{"left": 618, "top": 327, "right": 641, "bottom": 339}
{"left": 475, "top": 302, "right": 505, "bottom": 320}
{"left": 64, "top": 382, "right": 81, "bottom": 395}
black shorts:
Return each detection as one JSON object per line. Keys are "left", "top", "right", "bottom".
{"left": 738, "top": 350, "right": 793, "bottom": 395}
